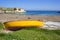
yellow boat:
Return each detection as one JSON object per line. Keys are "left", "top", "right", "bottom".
{"left": 4, "top": 20, "right": 44, "bottom": 31}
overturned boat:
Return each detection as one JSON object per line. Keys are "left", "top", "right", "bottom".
{"left": 4, "top": 20, "right": 44, "bottom": 31}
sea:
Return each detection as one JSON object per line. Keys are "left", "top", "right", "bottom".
{"left": 7, "top": 10, "right": 60, "bottom": 16}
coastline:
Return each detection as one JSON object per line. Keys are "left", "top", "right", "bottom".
{"left": 0, "top": 13, "right": 60, "bottom": 22}
{"left": 0, "top": 13, "right": 60, "bottom": 30}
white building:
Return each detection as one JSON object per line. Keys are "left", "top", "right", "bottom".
{"left": 14, "top": 8, "right": 26, "bottom": 12}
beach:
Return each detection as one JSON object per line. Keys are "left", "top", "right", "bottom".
{"left": 0, "top": 13, "right": 60, "bottom": 30}
{"left": 0, "top": 13, "right": 60, "bottom": 22}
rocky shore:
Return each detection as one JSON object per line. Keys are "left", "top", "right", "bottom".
{"left": 0, "top": 13, "right": 60, "bottom": 22}
{"left": 0, "top": 13, "right": 60, "bottom": 30}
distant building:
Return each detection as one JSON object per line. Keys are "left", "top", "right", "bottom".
{"left": 0, "top": 7, "right": 26, "bottom": 13}
{"left": 14, "top": 8, "right": 26, "bottom": 12}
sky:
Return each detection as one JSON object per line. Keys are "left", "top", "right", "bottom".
{"left": 0, "top": 0, "right": 60, "bottom": 10}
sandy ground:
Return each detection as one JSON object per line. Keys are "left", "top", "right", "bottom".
{"left": 0, "top": 13, "right": 60, "bottom": 22}
{"left": 0, "top": 13, "right": 60, "bottom": 30}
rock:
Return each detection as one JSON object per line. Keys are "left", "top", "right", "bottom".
{"left": 43, "top": 21, "right": 60, "bottom": 30}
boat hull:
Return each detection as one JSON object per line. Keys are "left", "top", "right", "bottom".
{"left": 4, "top": 20, "right": 44, "bottom": 30}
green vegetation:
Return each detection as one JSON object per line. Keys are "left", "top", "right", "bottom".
{"left": 0, "top": 23, "right": 4, "bottom": 30}
{"left": 0, "top": 7, "right": 14, "bottom": 11}
{"left": 0, "top": 23, "right": 60, "bottom": 40}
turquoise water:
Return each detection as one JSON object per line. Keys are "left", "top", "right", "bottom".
{"left": 25, "top": 10, "right": 60, "bottom": 16}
